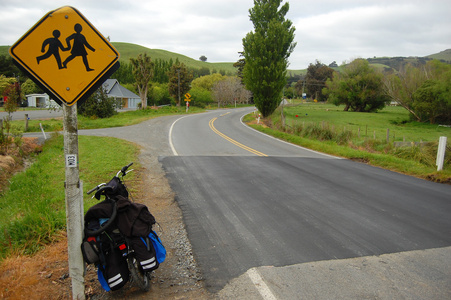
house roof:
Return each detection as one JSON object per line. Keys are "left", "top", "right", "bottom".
{"left": 103, "top": 79, "right": 140, "bottom": 99}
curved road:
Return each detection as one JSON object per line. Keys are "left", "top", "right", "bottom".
{"left": 161, "top": 107, "right": 451, "bottom": 298}
{"left": 23, "top": 107, "right": 451, "bottom": 298}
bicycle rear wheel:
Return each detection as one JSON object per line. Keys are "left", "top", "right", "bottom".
{"left": 127, "top": 256, "right": 150, "bottom": 292}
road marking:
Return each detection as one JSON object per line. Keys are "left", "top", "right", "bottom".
{"left": 247, "top": 268, "right": 278, "bottom": 300}
{"left": 169, "top": 115, "right": 192, "bottom": 156}
{"left": 209, "top": 117, "right": 268, "bottom": 157}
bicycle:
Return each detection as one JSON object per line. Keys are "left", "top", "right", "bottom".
{"left": 83, "top": 162, "right": 157, "bottom": 292}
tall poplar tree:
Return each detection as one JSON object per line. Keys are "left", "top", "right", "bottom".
{"left": 242, "top": 0, "right": 296, "bottom": 117}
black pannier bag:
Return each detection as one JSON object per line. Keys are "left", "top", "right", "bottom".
{"left": 115, "top": 195, "right": 156, "bottom": 236}
{"left": 128, "top": 236, "right": 159, "bottom": 272}
{"left": 99, "top": 245, "right": 129, "bottom": 291}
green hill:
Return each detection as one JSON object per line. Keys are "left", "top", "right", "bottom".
{"left": 111, "top": 42, "right": 306, "bottom": 75}
{"left": 1, "top": 43, "right": 449, "bottom": 76}
{"left": 427, "top": 49, "right": 451, "bottom": 62}
{"left": 0, "top": 42, "right": 238, "bottom": 75}
{"left": 0, "top": 46, "right": 10, "bottom": 56}
{"left": 112, "top": 42, "right": 237, "bottom": 75}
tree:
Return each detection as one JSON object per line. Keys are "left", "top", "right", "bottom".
{"left": 412, "top": 69, "right": 451, "bottom": 124}
{"left": 130, "top": 53, "right": 154, "bottom": 109}
{"left": 323, "top": 59, "right": 389, "bottom": 112}
{"left": 191, "top": 73, "right": 226, "bottom": 91}
{"left": 0, "top": 55, "right": 21, "bottom": 78}
{"left": 199, "top": 55, "right": 207, "bottom": 62}
{"left": 149, "top": 82, "right": 172, "bottom": 106}
{"left": 242, "top": 0, "right": 296, "bottom": 117}
{"left": 188, "top": 87, "right": 213, "bottom": 108}
{"left": 2, "top": 81, "right": 21, "bottom": 117}
{"left": 383, "top": 63, "right": 426, "bottom": 121}
{"left": 111, "top": 62, "right": 134, "bottom": 84}
{"left": 212, "top": 77, "right": 251, "bottom": 107}
{"left": 153, "top": 59, "right": 173, "bottom": 83}
{"left": 168, "top": 63, "right": 193, "bottom": 106}
{"left": 21, "top": 78, "right": 43, "bottom": 96}
{"left": 197, "top": 67, "right": 211, "bottom": 77}
{"left": 233, "top": 51, "right": 246, "bottom": 84}
{"left": 304, "top": 60, "right": 334, "bottom": 101}
{"left": 78, "top": 87, "right": 117, "bottom": 118}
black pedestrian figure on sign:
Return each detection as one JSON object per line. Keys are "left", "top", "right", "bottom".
{"left": 63, "top": 23, "right": 95, "bottom": 71}
{"left": 36, "top": 30, "right": 69, "bottom": 69}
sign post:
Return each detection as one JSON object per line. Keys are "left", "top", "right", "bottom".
{"left": 185, "top": 93, "right": 191, "bottom": 112}
{"left": 63, "top": 102, "right": 85, "bottom": 298}
{"left": 9, "top": 6, "right": 120, "bottom": 299}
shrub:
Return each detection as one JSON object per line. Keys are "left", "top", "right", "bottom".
{"left": 78, "top": 88, "right": 117, "bottom": 119}
{"left": 149, "top": 83, "right": 172, "bottom": 106}
{"left": 189, "top": 87, "right": 213, "bottom": 108}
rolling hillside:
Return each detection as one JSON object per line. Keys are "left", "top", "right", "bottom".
{"left": 111, "top": 42, "right": 237, "bottom": 74}
{"left": 1, "top": 43, "right": 449, "bottom": 76}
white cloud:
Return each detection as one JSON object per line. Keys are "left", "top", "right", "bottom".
{"left": 1, "top": 0, "right": 450, "bottom": 69}
{"left": 290, "top": 1, "right": 451, "bottom": 67}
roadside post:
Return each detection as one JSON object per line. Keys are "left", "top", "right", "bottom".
{"left": 9, "top": 6, "right": 120, "bottom": 299}
{"left": 436, "top": 136, "right": 447, "bottom": 171}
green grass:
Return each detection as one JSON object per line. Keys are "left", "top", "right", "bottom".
{"left": 247, "top": 102, "right": 451, "bottom": 182}
{"left": 0, "top": 134, "right": 140, "bottom": 259}
{"left": 280, "top": 103, "right": 450, "bottom": 143}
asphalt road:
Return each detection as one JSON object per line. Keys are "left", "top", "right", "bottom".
{"left": 0, "top": 108, "right": 63, "bottom": 121}
{"left": 161, "top": 107, "right": 451, "bottom": 298}
{"left": 22, "top": 107, "right": 451, "bottom": 299}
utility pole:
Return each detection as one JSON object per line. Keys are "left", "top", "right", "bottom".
{"left": 177, "top": 68, "right": 181, "bottom": 106}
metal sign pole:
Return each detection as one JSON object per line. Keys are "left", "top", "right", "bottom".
{"left": 63, "top": 102, "right": 85, "bottom": 300}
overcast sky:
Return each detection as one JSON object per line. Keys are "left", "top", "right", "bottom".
{"left": 1, "top": 0, "right": 450, "bottom": 70}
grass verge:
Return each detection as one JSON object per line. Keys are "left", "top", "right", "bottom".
{"left": 0, "top": 134, "right": 140, "bottom": 260}
{"left": 246, "top": 103, "right": 451, "bottom": 183}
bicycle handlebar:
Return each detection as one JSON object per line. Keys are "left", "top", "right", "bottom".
{"left": 87, "top": 163, "right": 133, "bottom": 195}
{"left": 121, "top": 162, "right": 133, "bottom": 175}
{"left": 87, "top": 183, "right": 105, "bottom": 195}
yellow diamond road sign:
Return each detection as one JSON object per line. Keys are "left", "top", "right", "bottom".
{"left": 9, "top": 6, "right": 120, "bottom": 106}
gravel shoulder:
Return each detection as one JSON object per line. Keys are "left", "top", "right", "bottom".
{"left": 78, "top": 115, "right": 213, "bottom": 299}
{"left": 3, "top": 115, "right": 212, "bottom": 299}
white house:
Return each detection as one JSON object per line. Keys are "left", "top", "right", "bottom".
{"left": 26, "top": 93, "right": 59, "bottom": 108}
{"left": 25, "top": 79, "right": 140, "bottom": 109}
{"left": 102, "top": 79, "right": 141, "bottom": 109}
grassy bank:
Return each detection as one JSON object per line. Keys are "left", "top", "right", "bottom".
{"left": 246, "top": 103, "right": 451, "bottom": 182}
{"left": 0, "top": 134, "right": 140, "bottom": 259}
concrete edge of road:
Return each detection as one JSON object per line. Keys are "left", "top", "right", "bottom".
{"left": 217, "top": 246, "right": 451, "bottom": 300}
{"left": 239, "top": 112, "right": 341, "bottom": 160}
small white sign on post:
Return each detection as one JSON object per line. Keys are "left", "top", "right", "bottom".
{"left": 66, "top": 154, "right": 77, "bottom": 168}
{"left": 436, "top": 136, "right": 447, "bottom": 171}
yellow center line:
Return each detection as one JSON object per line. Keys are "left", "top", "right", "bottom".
{"left": 209, "top": 117, "right": 268, "bottom": 157}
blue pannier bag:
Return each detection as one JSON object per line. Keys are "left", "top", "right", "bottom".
{"left": 146, "top": 230, "right": 166, "bottom": 263}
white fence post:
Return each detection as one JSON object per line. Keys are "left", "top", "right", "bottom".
{"left": 436, "top": 136, "right": 447, "bottom": 171}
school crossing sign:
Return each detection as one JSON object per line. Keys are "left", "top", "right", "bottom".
{"left": 9, "top": 6, "right": 120, "bottom": 106}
